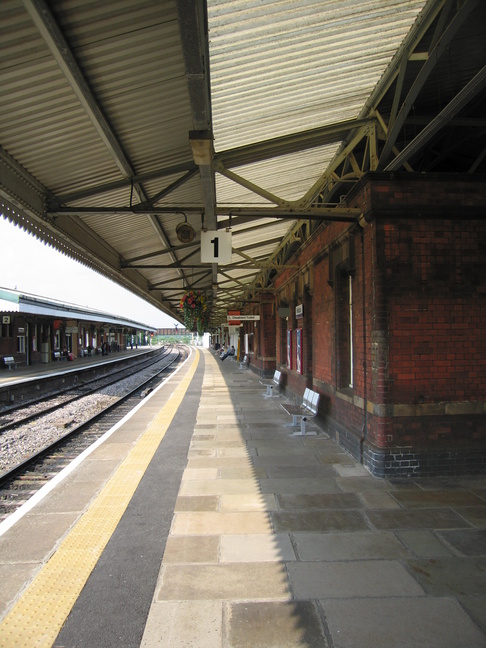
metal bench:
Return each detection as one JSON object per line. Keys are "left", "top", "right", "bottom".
{"left": 53, "top": 351, "right": 66, "bottom": 361}
{"left": 260, "top": 370, "right": 282, "bottom": 398}
{"left": 3, "top": 356, "right": 18, "bottom": 370}
{"left": 239, "top": 354, "right": 249, "bottom": 370}
{"left": 280, "top": 387, "right": 320, "bottom": 436}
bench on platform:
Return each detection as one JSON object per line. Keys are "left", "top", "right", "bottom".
{"left": 260, "top": 370, "right": 282, "bottom": 398}
{"left": 53, "top": 351, "right": 66, "bottom": 361}
{"left": 239, "top": 354, "right": 249, "bottom": 370}
{"left": 280, "top": 387, "right": 320, "bottom": 436}
{"left": 3, "top": 356, "right": 18, "bottom": 370}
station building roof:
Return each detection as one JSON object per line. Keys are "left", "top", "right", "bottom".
{"left": 0, "top": 1, "right": 484, "bottom": 327}
{"left": 0, "top": 288, "right": 156, "bottom": 332}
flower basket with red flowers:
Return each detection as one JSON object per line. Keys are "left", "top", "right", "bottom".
{"left": 179, "top": 290, "right": 209, "bottom": 334}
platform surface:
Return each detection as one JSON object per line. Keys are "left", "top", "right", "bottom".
{"left": 0, "top": 348, "right": 485, "bottom": 647}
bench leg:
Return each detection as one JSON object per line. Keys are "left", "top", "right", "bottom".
{"left": 290, "top": 416, "right": 317, "bottom": 437}
{"left": 284, "top": 414, "right": 300, "bottom": 428}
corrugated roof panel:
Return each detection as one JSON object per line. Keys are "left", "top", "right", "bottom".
{"left": 208, "top": 0, "right": 426, "bottom": 150}
{"left": 216, "top": 143, "right": 340, "bottom": 205}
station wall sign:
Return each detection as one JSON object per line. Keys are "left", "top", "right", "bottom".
{"left": 201, "top": 230, "right": 232, "bottom": 264}
{"left": 227, "top": 314, "right": 260, "bottom": 321}
{"left": 295, "top": 304, "right": 304, "bottom": 319}
{"left": 228, "top": 310, "right": 241, "bottom": 326}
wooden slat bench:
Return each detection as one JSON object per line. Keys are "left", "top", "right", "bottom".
{"left": 260, "top": 370, "right": 282, "bottom": 398}
{"left": 280, "top": 387, "right": 320, "bottom": 436}
{"left": 3, "top": 356, "right": 18, "bottom": 370}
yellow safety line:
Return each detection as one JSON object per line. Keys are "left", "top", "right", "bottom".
{"left": 0, "top": 350, "right": 199, "bottom": 648}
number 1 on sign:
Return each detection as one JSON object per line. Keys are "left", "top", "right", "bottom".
{"left": 200, "top": 230, "right": 232, "bottom": 264}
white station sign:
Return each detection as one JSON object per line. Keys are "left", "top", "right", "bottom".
{"left": 200, "top": 230, "right": 232, "bottom": 264}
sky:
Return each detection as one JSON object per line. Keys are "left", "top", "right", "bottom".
{"left": 0, "top": 217, "right": 179, "bottom": 329}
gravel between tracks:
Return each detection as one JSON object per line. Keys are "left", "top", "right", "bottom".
{"left": 0, "top": 365, "right": 162, "bottom": 474}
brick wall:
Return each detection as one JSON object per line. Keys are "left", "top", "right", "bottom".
{"left": 271, "top": 173, "right": 486, "bottom": 476}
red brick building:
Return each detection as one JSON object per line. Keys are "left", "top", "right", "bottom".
{"left": 239, "top": 173, "right": 485, "bottom": 477}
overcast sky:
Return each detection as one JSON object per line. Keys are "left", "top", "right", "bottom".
{"left": 0, "top": 217, "right": 178, "bottom": 328}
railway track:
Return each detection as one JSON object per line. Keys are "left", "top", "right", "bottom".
{"left": 0, "top": 345, "right": 171, "bottom": 426}
{"left": 0, "top": 345, "right": 188, "bottom": 522}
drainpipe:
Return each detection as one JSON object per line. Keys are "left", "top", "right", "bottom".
{"left": 360, "top": 222, "right": 368, "bottom": 464}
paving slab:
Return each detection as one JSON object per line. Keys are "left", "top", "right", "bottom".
{"left": 322, "top": 597, "right": 486, "bottom": 648}
{"left": 437, "top": 528, "right": 486, "bottom": 556}
{"left": 272, "top": 509, "right": 369, "bottom": 533}
{"left": 365, "top": 507, "right": 470, "bottom": 530}
{"left": 457, "top": 595, "right": 486, "bottom": 634}
{"left": 260, "top": 478, "right": 343, "bottom": 495}
{"left": 454, "top": 505, "right": 486, "bottom": 526}
{"left": 292, "top": 530, "right": 410, "bottom": 561}
{"left": 392, "top": 489, "right": 486, "bottom": 508}
{"left": 220, "top": 494, "right": 278, "bottom": 512}
{"left": 162, "top": 535, "right": 220, "bottom": 564}
{"left": 395, "top": 529, "right": 455, "bottom": 558}
{"left": 179, "top": 478, "right": 261, "bottom": 497}
{"left": 227, "top": 601, "right": 328, "bottom": 648}
{"left": 287, "top": 560, "right": 424, "bottom": 598}
{"left": 141, "top": 600, "right": 223, "bottom": 648}
{"left": 220, "top": 533, "right": 296, "bottom": 562}
{"left": 276, "top": 492, "right": 362, "bottom": 510}
{"left": 175, "top": 495, "right": 220, "bottom": 512}
{"left": 407, "top": 557, "right": 486, "bottom": 595}
{"left": 155, "top": 563, "right": 291, "bottom": 601}
{"left": 171, "top": 511, "right": 272, "bottom": 535}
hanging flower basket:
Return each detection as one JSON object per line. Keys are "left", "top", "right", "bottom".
{"left": 179, "top": 290, "right": 209, "bottom": 334}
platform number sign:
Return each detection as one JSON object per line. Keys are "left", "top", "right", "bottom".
{"left": 200, "top": 230, "right": 232, "bottom": 264}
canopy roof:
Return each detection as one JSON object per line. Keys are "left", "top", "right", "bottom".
{"left": 1, "top": 0, "right": 485, "bottom": 326}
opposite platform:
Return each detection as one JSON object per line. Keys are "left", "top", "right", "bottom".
{"left": 0, "top": 348, "right": 485, "bottom": 647}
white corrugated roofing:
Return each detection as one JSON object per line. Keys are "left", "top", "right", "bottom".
{"left": 1, "top": 0, "right": 484, "bottom": 326}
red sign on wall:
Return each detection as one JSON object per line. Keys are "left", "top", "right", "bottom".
{"left": 228, "top": 310, "right": 241, "bottom": 326}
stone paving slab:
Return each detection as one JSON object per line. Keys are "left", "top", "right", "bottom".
{"left": 365, "top": 507, "right": 470, "bottom": 530}
{"left": 227, "top": 601, "right": 328, "bottom": 648}
{"left": 322, "top": 597, "right": 486, "bottom": 648}
{"left": 141, "top": 350, "right": 486, "bottom": 647}
{"left": 272, "top": 509, "right": 370, "bottom": 533}
{"left": 155, "top": 563, "right": 291, "bottom": 601}
{"left": 407, "top": 557, "right": 486, "bottom": 596}
{"left": 392, "top": 489, "right": 486, "bottom": 507}
{"left": 292, "top": 530, "right": 410, "bottom": 561}
{"left": 437, "top": 528, "right": 486, "bottom": 556}
{"left": 395, "top": 529, "right": 455, "bottom": 558}
{"left": 220, "top": 533, "right": 296, "bottom": 562}
{"left": 141, "top": 600, "right": 223, "bottom": 648}
{"left": 287, "top": 560, "right": 424, "bottom": 598}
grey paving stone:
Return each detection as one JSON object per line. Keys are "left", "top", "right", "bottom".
{"left": 272, "top": 510, "right": 369, "bottom": 533}
{"left": 365, "top": 507, "right": 469, "bottom": 530}
{"left": 141, "top": 600, "right": 223, "bottom": 648}
{"left": 155, "top": 563, "right": 291, "bottom": 601}
{"left": 437, "top": 528, "right": 486, "bottom": 556}
{"left": 227, "top": 601, "right": 328, "bottom": 648}
{"left": 454, "top": 506, "right": 486, "bottom": 527}
{"left": 260, "top": 478, "right": 342, "bottom": 495}
{"left": 323, "top": 597, "right": 486, "bottom": 648}
{"left": 264, "top": 465, "right": 337, "bottom": 479}
{"left": 392, "top": 489, "right": 485, "bottom": 508}
{"left": 395, "top": 529, "right": 455, "bottom": 558}
{"left": 287, "top": 560, "right": 424, "bottom": 598}
{"left": 407, "top": 557, "right": 486, "bottom": 596}
{"left": 276, "top": 492, "right": 362, "bottom": 510}
{"left": 457, "top": 595, "right": 486, "bottom": 633}
{"left": 293, "top": 531, "right": 410, "bottom": 561}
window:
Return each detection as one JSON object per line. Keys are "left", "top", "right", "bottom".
{"left": 336, "top": 269, "right": 353, "bottom": 389}
{"left": 17, "top": 335, "right": 26, "bottom": 354}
